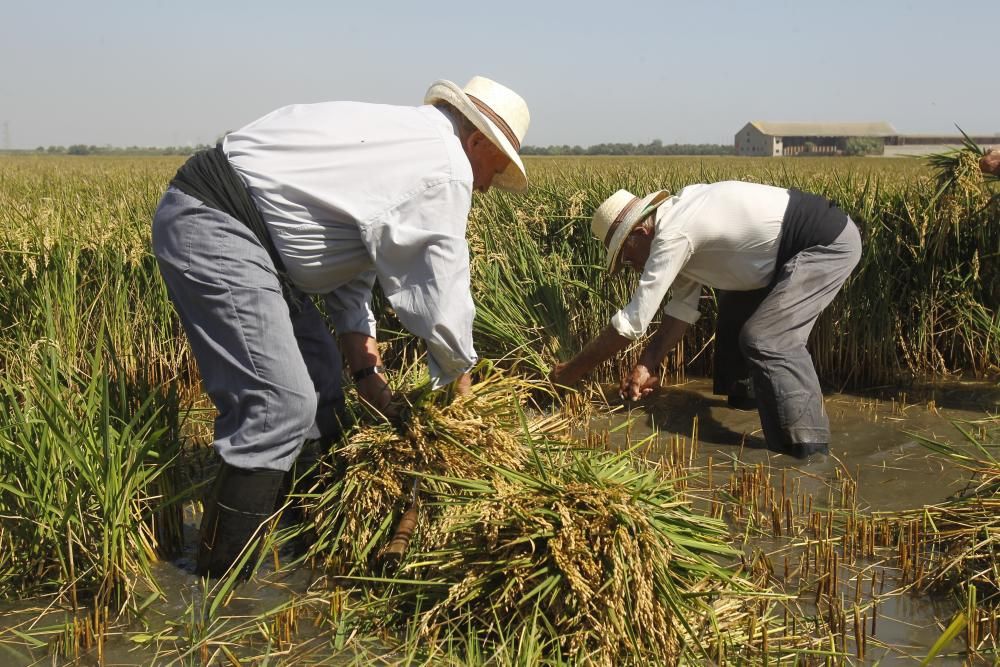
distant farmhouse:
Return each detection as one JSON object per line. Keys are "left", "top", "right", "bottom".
{"left": 735, "top": 121, "right": 1000, "bottom": 157}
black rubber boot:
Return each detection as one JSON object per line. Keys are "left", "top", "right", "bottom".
{"left": 727, "top": 378, "right": 758, "bottom": 411}
{"left": 273, "top": 443, "right": 324, "bottom": 560}
{"left": 787, "top": 442, "right": 830, "bottom": 459}
{"left": 196, "top": 462, "right": 287, "bottom": 580}
{"left": 275, "top": 435, "right": 349, "bottom": 559}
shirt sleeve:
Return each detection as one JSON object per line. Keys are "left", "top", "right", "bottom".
{"left": 323, "top": 271, "right": 377, "bottom": 337}
{"left": 363, "top": 179, "right": 477, "bottom": 388}
{"left": 662, "top": 276, "right": 703, "bottom": 324}
{"left": 610, "top": 230, "right": 694, "bottom": 339}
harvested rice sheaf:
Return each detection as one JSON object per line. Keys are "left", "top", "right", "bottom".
{"left": 303, "top": 372, "right": 772, "bottom": 663}
{"left": 928, "top": 129, "right": 998, "bottom": 207}
{"left": 407, "top": 451, "right": 759, "bottom": 665}
{"left": 304, "top": 374, "right": 554, "bottom": 572}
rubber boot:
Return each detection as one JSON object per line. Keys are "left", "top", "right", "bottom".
{"left": 276, "top": 435, "right": 348, "bottom": 560}
{"left": 726, "top": 378, "right": 757, "bottom": 411}
{"left": 196, "top": 462, "right": 286, "bottom": 580}
{"left": 788, "top": 442, "right": 829, "bottom": 459}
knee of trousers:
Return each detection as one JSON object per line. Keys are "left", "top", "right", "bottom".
{"left": 738, "top": 325, "right": 771, "bottom": 362}
{"left": 270, "top": 384, "right": 320, "bottom": 444}
{"left": 738, "top": 323, "right": 807, "bottom": 363}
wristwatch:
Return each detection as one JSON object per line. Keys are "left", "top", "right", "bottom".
{"left": 352, "top": 365, "right": 386, "bottom": 383}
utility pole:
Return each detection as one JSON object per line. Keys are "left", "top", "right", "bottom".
{"left": 2, "top": 121, "right": 10, "bottom": 150}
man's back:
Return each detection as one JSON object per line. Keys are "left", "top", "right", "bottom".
{"left": 224, "top": 101, "right": 471, "bottom": 227}
{"left": 222, "top": 102, "right": 474, "bottom": 294}
{"left": 660, "top": 180, "right": 790, "bottom": 292}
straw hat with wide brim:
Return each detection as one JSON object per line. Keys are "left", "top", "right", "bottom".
{"left": 424, "top": 76, "right": 529, "bottom": 193}
{"left": 591, "top": 189, "right": 673, "bottom": 273}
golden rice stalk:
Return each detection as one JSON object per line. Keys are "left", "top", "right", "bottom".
{"left": 927, "top": 127, "right": 998, "bottom": 210}
{"left": 899, "top": 418, "right": 1000, "bottom": 602}
{"left": 298, "top": 367, "right": 781, "bottom": 663}
{"left": 302, "top": 372, "right": 565, "bottom": 573}
{"left": 405, "top": 447, "right": 761, "bottom": 666}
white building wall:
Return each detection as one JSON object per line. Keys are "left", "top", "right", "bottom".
{"left": 883, "top": 143, "right": 999, "bottom": 157}
{"left": 735, "top": 124, "right": 782, "bottom": 157}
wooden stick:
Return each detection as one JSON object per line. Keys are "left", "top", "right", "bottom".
{"left": 382, "top": 478, "right": 421, "bottom": 572}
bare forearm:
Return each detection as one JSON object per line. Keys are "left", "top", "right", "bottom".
{"left": 339, "top": 332, "right": 396, "bottom": 413}
{"left": 339, "top": 332, "right": 382, "bottom": 374}
{"left": 637, "top": 316, "right": 689, "bottom": 370}
{"left": 555, "top": 326, "right": 632, "bottom": 385}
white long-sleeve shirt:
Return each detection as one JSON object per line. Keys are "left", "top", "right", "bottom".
{"left": 223, "top": 102, "right": 476, "bottom": 387}
{"left": 611, "top": 181, "right": 791, "bottom": 339}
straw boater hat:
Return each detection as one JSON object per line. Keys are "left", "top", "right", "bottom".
{"left": 591, "top": 189, "right": 672, "bottom": 272}
{"left": 424, "top": 76, "right": 530, "bottom": 193}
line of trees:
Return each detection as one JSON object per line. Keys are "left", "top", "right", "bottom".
{"left": 27, "top": 144, "right": 210, "bottom": 156}
{"left": 842, "top": 137, "right": 884, "bottom": 156}
{"left": 17, "top": 140, "right": 736, "bottom": 158}
{"left": 521, "top": 139, "right": 734, "bottom": 156}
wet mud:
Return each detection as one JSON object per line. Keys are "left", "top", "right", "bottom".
{"left": 592, "top": 377, "right": 999, "bottom": 664}
{"left": 3, "top": 378, "right": 996, "bottom": 665}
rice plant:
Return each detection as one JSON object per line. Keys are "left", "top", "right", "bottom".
{"left": 297, "top": 369, "right": 783, "bottom": 665}
{"left": 1, "top": 153, "right": 996, "bottom": 663}
{"left": 907, "top": 416, "right": 1000, "bottom": 603}
{"left": 0, "top": 334, "right": 187, "bottom": 612}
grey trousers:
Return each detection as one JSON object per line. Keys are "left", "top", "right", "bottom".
{"left": 738, "top": 220, "right": 862, "bottom": 447}
{"left": 152, "top": 187, "right": 344, "bottom": 472}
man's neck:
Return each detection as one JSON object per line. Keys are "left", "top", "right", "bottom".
{"left": 433, "top": 105, "right": 464, "bottom": 140}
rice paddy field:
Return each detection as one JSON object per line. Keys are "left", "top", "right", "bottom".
{"left": 0, "top": 153, "right": 998, "bottom": 665}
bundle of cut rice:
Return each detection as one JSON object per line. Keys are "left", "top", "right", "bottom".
{"left": 302, "top": 370, "right": 775, "bottom": 664}
{"left": 401, "top": 449, "right": 760, "bottom": 665}
{"left": 927, "top": 127, "right": 999, "bottom": 202}
{"left": 303, "top": 373, "right": 560, "bottom": 573}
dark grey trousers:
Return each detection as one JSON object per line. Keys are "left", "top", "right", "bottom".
{"left": 152, "top": 187, "right": 344, "bottom": 472}
{"left": 735, "top": 220, "right": 862, "bottom": 447}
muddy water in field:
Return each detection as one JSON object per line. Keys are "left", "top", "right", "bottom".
{"left": 591, "top": 377, "right": 999, "bottom": 665}
{"left": 0, "top": 564, "right": 368, "bottom": 665}
{"left": 594, "top": 378, "right": 998, "bottom": 509}
{"left": 0, "top": 494, "right": 370, "bottom": 666}
{"left": 2, "top": 379, "right": 996, "bottom": 665}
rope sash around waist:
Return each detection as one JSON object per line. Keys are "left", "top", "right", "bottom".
{"left": 169, "top": 144, "right": 295, "bottom": 305}
{"left": 775, "top": 189, "right": 849, "bottom": 284}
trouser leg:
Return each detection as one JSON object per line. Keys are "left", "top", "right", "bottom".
{"left": 714, "top": 287, "right": 769, "bottom": 408}
{"left": 152, "top": 187, "right": 324, "bottom": 576}
{"left": 285, "top": 293, "right": 355, "bottom": 500}
{"left": 152, "top": 187, "right": 318, "bottom": 472}
{"left": 738, "top": 221, "right": 861, "bottom": 453}
{"left": 289, "top": 296, "right": 348, "bottom": 446}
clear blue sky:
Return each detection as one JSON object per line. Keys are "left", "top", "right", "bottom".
{"left": 2, "top": 0, "right": 997, "bottom": 149}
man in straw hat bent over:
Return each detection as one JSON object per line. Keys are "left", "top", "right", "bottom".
{"left": 152, "top": 76, "right": 530, "bottom": 579}
{"left": 551, "top": 181, "right": 861, "bottom": 459}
